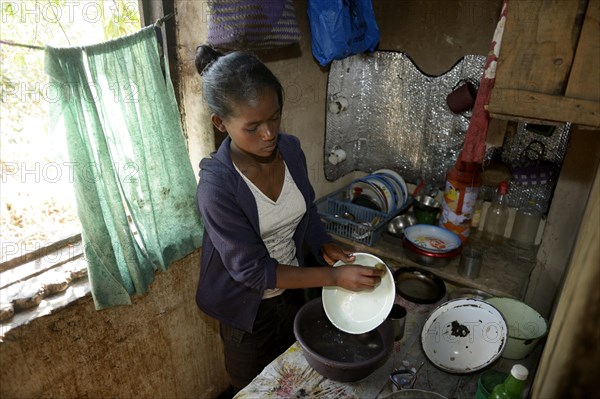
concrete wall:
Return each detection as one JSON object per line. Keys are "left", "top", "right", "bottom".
{"left": 0, "top": 2, "right": 505, "bottom": 398}
{"left": 179, "top": 0, "right": 501, "bottom": 197}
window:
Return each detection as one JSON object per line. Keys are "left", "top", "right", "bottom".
{"left": 0, "top": 0, "right": 141, "bottom": 332}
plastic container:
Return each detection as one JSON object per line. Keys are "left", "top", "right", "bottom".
{"left": 439, "top": 161, "right": 481, "bottom": 243}
{"left": 476, "top": 370, "right": 508, "bottom": 399}
{"left": 483, "top": 181, "right": 510, "bottom": 244}
{"left": 315, "top": 187, "right": 412, "bottom": 246}
{"left": 489, "top": 364, "right": 529, "bottom": 399}
{"left": 509, "top": 200, "right": 541, "bottom": 250}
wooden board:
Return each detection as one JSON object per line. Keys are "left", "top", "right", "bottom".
{"left": 532, "top": 163, "right": 600, "bottom": 397}
{"left": 485, "top": 118, "right": 508, "bottom": 148}
{"left": 565, "top": 0, "right": 600, "bottom": 101}
{"left": 488, "top": 88, "right": 600, "bottom": 127}
{"left": 488, "top": 1, "right": 600, "bottom": 127}
{"left": 494, "top": 1, "right": 583, "bottom": 95}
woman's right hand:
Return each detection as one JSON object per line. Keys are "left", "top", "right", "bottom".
{"left": 332, "top": 265, "right": 385, "bottom": 291}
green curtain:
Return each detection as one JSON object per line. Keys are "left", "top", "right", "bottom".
{"left": 44, "top": 26, "right": 203, "bottom": 309}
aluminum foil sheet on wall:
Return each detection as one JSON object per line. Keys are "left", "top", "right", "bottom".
{"left": 482, "top": 121, "right": 571, "bottom": 214}
{"left": 324, "top": 51, "right": 486, "bottom": 187}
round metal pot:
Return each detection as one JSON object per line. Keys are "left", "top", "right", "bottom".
{"left": 294, "top": 297, "right": 394, "bottom": 382}
{"left": 485, "top": 297, "right": 548, "bottom": 359}
{"left": 387, "top": 213, "right": 418, "bottom": 238}
{"left": 402, "top": 238, "right": 461, "bottom": 267}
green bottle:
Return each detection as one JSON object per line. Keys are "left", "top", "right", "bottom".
{"left": 490, "top": 364, "right": 529, "bottom": 399}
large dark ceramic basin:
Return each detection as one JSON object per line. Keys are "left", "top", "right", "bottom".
{"left": 293, "top": 297, "right": 394, "bottom": 382}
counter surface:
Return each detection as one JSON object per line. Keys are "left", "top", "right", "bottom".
{"left": 233, "top": 233, "right": 542, "bottom": 398}
{"left": 334, "top": 232, "right": 537, "bottom": 300}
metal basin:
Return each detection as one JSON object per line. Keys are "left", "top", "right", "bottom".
{"left": 387, "top": 213, "right": 418, "bottom": 238}
{"left": 294, "top": 297, "right": 394, "bottom": 382}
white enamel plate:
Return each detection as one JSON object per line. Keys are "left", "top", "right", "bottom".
{"left": 322, "top": 253, "right": 396, "bottom": 334}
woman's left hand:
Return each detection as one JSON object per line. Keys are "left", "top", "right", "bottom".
{"left": 321, "top": 243, "right": 355, "bottom": 266}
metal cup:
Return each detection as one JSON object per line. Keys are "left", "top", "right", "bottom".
{"left": 387, "top": 304, "right": 407, "bottom": 341}
{"left": 458, "top": 246, "right": 483, "bottom": 278}
{"left": 446, "top": 80, "right": 478, "bottom": 113}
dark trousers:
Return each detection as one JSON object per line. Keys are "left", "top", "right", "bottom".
{"left": 219, "top": 289, "right": 304, "bottom": 393}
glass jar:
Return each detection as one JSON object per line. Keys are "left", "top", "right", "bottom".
{"left": 510, "top": 200, "right": 542, "bottom": 250}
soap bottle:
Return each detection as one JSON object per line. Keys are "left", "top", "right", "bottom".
{"left": 483, "top": 181, "right": 510, "bottom": 244}
{"left": 490, "top": 364, "right": 529, "bottom": 399}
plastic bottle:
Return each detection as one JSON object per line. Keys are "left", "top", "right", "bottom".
{"left": 483, "top": 181, "right": 510, "bottom": 244}
{"left": 439, "top": 161, "right": 481, "bottom": 243}
{"left": 489, "top": 364, "right": 529, "bottom": 399}
{"left": 510, "top": 200, "right": 542, "bottom": 250}
{"left": 470, "top": 189, "right": 485, "bottom": 239}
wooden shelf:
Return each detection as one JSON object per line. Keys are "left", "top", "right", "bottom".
{"left": 488, "top": 0, "right": 600, "bottom": 128}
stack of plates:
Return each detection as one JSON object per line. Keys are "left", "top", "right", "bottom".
{"left": 347, "top": 169, "right": 409, "bottom": 214}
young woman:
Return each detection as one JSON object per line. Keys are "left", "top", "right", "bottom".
{"left": 194, "top": 45, "right": 384, "bottom": 393}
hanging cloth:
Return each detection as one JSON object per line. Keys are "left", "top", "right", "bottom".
{"left": 458, "top": 0, "right": 509, "bottom": 165}
{"left": 207, "top": 0, "right": 301, "bottom": 50}
{"left": 44, "top": 26, "right": 203, "bottom": 309}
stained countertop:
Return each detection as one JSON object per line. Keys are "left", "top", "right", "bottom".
{"left": 233, "top": 232, "right": 542, "bottom": 398}
{"left": 332, "top": 231, "right": 537, "bottom": 300}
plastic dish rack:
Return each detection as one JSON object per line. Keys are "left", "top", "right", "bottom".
{"left": 315, "top": 186, "right": 412, "bottom": 246}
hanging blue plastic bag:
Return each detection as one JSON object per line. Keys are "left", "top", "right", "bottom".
{"left": 307, "top": 0, "right": 380, "bottom": 66}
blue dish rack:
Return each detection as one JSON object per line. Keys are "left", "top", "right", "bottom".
{"left": 315, "top": 186, "right": 413, "bottom": 246}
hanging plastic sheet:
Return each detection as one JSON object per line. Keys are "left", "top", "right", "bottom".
{"left": 307, "top": 0, "right": 380, "bottom": 66}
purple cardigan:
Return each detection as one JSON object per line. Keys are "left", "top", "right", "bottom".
{"left": 196, "top": 133, "right": 332, "bottom": 332}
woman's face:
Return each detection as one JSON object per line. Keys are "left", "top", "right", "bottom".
{"left": 212, "top": 88, "right": 281, "bottom": 159}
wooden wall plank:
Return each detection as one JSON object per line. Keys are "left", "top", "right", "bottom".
{"left": 494, "top": 1, "right": 582, "bottom": 95}
{"left": 532, "top": 162, "right": 600, "bottom": 398}
{"left": 488, "top": 88, "right": 600, "bottom": 127}
{"left": 566, "top": 0, "right": 600, "bottom": 101}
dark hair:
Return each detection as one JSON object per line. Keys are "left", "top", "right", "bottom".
{"left": 195, "top": 44, "right": 284, "bottom": 118}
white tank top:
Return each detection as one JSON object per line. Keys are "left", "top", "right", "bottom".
{"left": 234, "top": 161, "right": 307, "bottom": 299}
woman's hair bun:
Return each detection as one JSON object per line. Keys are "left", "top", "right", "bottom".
{"left": 195, "top": 45, "right": 223, "bottom": 76}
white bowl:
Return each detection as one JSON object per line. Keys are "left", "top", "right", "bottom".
{"left": 485, "top": 297, "right": 548, "bottom": 359}
{"left": 421, "top": 298, "right": 508, "bottom": 373}
{"left": 322, "top": 253, "right": 396, "bottom": 334}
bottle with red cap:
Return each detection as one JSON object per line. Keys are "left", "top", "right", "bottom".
{"left": 483, "top": 181, "right": 510, "bottom": 244}
{"left": 489, "top": 364, "right": 529, "bottom": 399}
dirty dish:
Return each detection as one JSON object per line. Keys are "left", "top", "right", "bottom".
{"left": 402, "top": 237, "right": 462, "bottom": 267}
{"left": 404, "top": 224, "right": 462, "bottom": 254}
{"left": 374, "top": 169, "right": 408, "bottom": 208}
{"left": 323, "top": 253, "right": 396, "bottom": 334}
{"left": 421, "top": 298, "right": 508, "bottom": 373}
{"left": 364, "top": 175, "right": 397, "bottom": 213}
{"left": 485, "top": 297, "right": 548, "bottom": 359}
{"left": 348, "top": 179, "right": 387, "bottom": 212}
{"left": 393, "top": 267, "right": 446, "bottom": 304}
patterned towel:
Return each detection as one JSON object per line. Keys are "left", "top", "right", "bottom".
{"left": 207, "top": 0, "right": 301, "bottom": 50}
